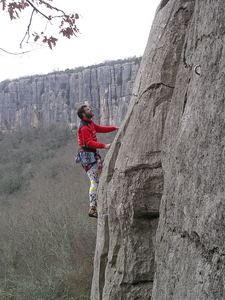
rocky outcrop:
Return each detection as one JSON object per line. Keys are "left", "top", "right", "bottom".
{"left": 91, "top": 0, "right": 225, "bottom": 299}
{"left": 0, "top": 59, "right": 140, "bottom": 131}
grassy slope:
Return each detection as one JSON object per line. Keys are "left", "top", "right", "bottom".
{"left": 0, "top": 125, "right": 116, "bottom": 300}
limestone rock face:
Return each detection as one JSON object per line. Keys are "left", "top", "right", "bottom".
{"left": 0, "top": 61, "right": 139, "bottom": 130}
{"left": 91, "top": 0, "right": 225, "bottom": 299}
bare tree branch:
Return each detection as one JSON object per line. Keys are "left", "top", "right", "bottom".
{"left": 1, "top": 0, "right": 80, "bottom": 51}
{"left": 0, "top": 47, "right": 31, "bottom": 56}
{"left": 38, "top": 0, "right": 66, "bottom": 15}
{"left": 25, "top": 0, "right": 51, "bottom": 20}
{"left": 20, "top": 8, "right": 35, "bottom": 48}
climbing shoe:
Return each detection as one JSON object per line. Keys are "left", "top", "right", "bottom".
{"left": 88, "top": 208, "right": 98, "bottom": 218}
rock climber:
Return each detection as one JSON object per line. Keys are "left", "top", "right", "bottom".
{"left": 76, "top": 104, "right": 119, "bottom": 218}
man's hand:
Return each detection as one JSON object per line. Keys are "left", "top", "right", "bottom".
{"left": 104, "top": 144, "right": 111, "bottom": 149}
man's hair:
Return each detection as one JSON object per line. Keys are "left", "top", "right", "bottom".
{"left": 77, "top": 104, "right": 87, "bottom": 119}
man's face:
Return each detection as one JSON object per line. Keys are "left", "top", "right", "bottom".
{"left": 83, "top": 106, "right": 94, "bottom": 119}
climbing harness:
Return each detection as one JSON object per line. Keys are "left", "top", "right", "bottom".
{"left": 75, "top": 149, "right": 103, "bottom": 172}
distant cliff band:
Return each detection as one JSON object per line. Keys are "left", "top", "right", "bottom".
{"left": 0, "top": 58, "right": 141, "bottom": 131}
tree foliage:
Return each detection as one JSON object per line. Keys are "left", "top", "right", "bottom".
{"left": 0, "top": 0, "right": 80, "bottom": 50}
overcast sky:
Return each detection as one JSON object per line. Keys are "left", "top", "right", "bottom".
{"left": 0, "top": 0, "right": 160, "bottom": 82}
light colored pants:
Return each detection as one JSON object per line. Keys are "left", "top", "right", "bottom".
{"left": 87, "top": 164, "right": 101, "bottom": 207}
{"left": 79, "top": 151, "right": 102, "bottom": 207}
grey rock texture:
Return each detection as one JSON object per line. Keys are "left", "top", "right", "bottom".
{"left": 0, "top": 60, "right": 140, "bottom": 131}
{"left": 91, "top": 0, "right": 225, "bottom": 299}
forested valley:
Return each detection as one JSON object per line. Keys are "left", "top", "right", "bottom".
{"left": 0, "top": 124, "right": 115, "bottom": 299}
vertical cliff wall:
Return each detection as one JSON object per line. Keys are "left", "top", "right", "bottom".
{"left": 0, "top": 60, "right": 140, "bottom": 131}
{"left": 91, "top": 0, "right": 225, "bottom": 299}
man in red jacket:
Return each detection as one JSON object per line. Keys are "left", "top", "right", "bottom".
{"left": 76, "top": 104, "right": 119, "bottom": 218}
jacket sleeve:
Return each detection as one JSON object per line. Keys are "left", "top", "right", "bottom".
{"left": 81, "top": 126, "right": 105, "bottom": 149}
{"left": 93, "top": 123, "right": 117, "bottom": 133}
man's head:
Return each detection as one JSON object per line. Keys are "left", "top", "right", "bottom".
{"left": 77, "top": 105, "right": 94, "bottom": 120}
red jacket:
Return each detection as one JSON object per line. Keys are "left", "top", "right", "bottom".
{"left": 77, "top": 118, "right": 117, "bottom": 149}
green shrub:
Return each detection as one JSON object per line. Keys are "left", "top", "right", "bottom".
{"left": 2, "top": 173, "right": 22, "bottom": 194}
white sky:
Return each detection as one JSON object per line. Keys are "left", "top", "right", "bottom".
{"left": 0, "top": 0, "right": 160, "bottom": 82}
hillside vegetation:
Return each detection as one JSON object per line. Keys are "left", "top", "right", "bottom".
{"left": 0, "top": 124, "right": 116, "bottom": 300}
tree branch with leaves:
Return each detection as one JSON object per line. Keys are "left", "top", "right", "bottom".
{"left": 0, "top": 0, "right": 80, "bottom": 51}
